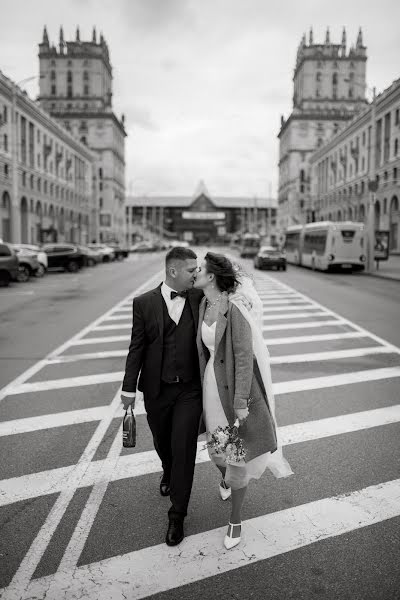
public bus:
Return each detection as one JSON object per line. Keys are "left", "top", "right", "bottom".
{"left": 282, "top": 225, "right": 302, "bottom": 265}
{"left": 238, "top": 233, "right": 261, "bottom": 258}
{"left": 284, "top": 221, "right": 366, "bottom": 272}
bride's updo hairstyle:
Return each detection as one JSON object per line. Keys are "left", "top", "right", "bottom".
{"left": 204, "top": 252, "right": 239, "bottom": 293}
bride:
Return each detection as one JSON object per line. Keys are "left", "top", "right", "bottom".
{"left": 194, "top": 252, "right": 293, "bottom": 550}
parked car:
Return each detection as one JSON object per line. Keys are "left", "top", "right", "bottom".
{"left": 12, "top": 244, "right": 47, "bottom": 277}
{"left": 42, "top": 244, "right": 85, "bottom": 272}
{"left": 78, "top": 245, "right": 102, "bottom": 267}
{"left": 107, "top": 243, "right": 129, "bottom": 260}
{"left": 130, "top": 241, "right": 157, "bottom": 253}
{"left": 254, "top": 246, "right": 287, "bottom": 271}
{"left": 0, "top": 242, "right": 19, "bottom": 286}
{"left": 87, "top": 244, "right": 116, "bottom": 262}
{"left": 168, "top": 240, "right": 190, "bottom": 248}
{"left": 12, "top": 247, "right": 42, "bottom": 282}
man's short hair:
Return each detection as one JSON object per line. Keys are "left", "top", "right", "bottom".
{"left": 166, "top": 246, "right": 197, "bottom": 266}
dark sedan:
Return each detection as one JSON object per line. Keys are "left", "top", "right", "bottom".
{"left": 42, "top": 244, "right": 85, "bottom": 272}
{"left": 254, "top": 246, "right": 287, "bottom": 271}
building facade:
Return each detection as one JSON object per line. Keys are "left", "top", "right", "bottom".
{"left": 278, "top": 27, "right": 368, "bottom": 232}
{"left": 125, "top": 183, "right": 278, "bottom": 246}
{"left": 0, "top": 70, "right": 95, "bottom": 245}
{"left": 310, "top": 79, "right": 400, "bottom": 253}
{"left": 38, "top": 26, "right": 126, "bottom": 244}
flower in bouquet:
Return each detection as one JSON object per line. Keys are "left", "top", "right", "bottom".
{"left": 205, "top": 422, "right": 247, "bottom": 464}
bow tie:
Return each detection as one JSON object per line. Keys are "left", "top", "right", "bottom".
{"left": 170, "top": 290, "right": 188, "bottom": 300}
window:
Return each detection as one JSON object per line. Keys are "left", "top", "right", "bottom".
{"left": 0, "top": 244, "right": 12, "bottom": 257}
{"left": 22, "top": 171, "right": 26, "bottom": 186}
{"left": 84, "top": 85, "right": 89, "bottom": 96}
{"left": 99, "top": 168, "right": 103, "bottom": 178}
{"left": 30, "top": 174, "right": 34, "bottom": 189}
{"left": 37, "top": 177, "right": 41, "bottom": 191}
{"left": 3, "top": 134, "right": 8, "bottom": 151}
{"left": 51, "top": 70, "right": 56, "bottom": 80}
{"left": 395, "top": 109, "right": 399, "bottom": 126}
{"left": 83, "top": 71, "right": 89, "bottom": 81}
{"left": 395, "top": 139, "right": 399, "bottom": 156}
{"left": 99, "top": 197, "right": 103, "bottom": 209}
{"left": 316, "top": 72, "right": 322, "bottom": 82}
{"left": 51, "top": 85, "right": 56, "bottom": 96}
{"left": 44, "top": 180, "right": 47, "bottom": 194}
{"left": 4, "top": 164, "right": 9, "bottom": 176}
{"left": 67, "top": 86, "right": 73, "bottom": 98}
{"left": 67, "top": 71, "right": 72, "bottom": 83}
{"left": 394, "top": 168, "right": 398, "bottom": 183}
{"left": 3, "top": 106, "right": 8, "bottom": 123}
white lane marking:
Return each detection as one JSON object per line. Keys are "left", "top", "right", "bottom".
{"left": 17, "top": 478, "right": 400, "bottom": 600}
{"left": 263, "top": 311, "right": 328, "bottom": 321}
{"left": 270, "top": 346, "right": 393, "bottom": 364}
{"left": 2, "top": 403, "right": 400, "bottom": 507}
{"left": 262, "top": 305, "right": 321, "bottom": 313}
{"left": 273, "top": 367, "right": 400, "bottom": 395}
{"left": 262, "top": 315, "right": 344, "bottom": 331}
{"left": 7, "top": 373, "right": 125, "bottom": 395}
{"left": 1, "top": 269, "right": 164, "bottom": 599}
{"left": 265, "top": 332, "right": 366, "bottom": 345}
{"left": 256, "top": 274, "right": 400, "bottom": 356}
{"left": 92, "top": 324, "right": 132, "bottom": 331}
{"left": 101, "top": 314, "right": 132, "bottom": 321}
{"left": 69, "top": 335, "right": 130, "bottom": 345}
{"left": 263, "top": 319, "right": 347, "bottom": 331}
{"left": 47, "top": 350, "right": 127, "bottom": 363}
{"left": 261, "top": 299, "right": 310, "bottom": 305}
{"left": 0, "top": 269, "right": 163, "bottom": 404}
{"left": 0, "top": 407, "right": 109, "bottom": 437}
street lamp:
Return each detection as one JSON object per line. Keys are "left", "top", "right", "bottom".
{"left": 10, "top": 75, "right": 43, "bottom": 243}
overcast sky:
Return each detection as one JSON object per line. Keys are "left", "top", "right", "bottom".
{"left": 1, "top": 0, "right": 400, "bottom": 197}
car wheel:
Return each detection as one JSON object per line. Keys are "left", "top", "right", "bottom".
{"left": 66, "top": 260, "right": 79, "bottom": 273}
{"left": 117, "top": 254, "right": 124, "bottom": 261}
{"left": 16, "top": 265, "right": 30, "bottom": 282}
{"left": 88, "top": 258, "right": 96, "bottom": 267}
{"left": 0, "top": 271, "right": 11, "bottom": 287}
{"left": 282, "top": 266, "right": 287, "bottom": 271}
{"left": 103, "top": 255, "right": 110, "bottom": 263}
{"left": 35, "top": 264, "right": 46, "bottom": 278}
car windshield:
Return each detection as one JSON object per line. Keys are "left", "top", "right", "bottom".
{"left": 260, "top": 247, "right": 280, "bottom": 255}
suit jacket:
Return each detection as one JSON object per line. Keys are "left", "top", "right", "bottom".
{"left": 196, "top": 293, "right": 277, "bottom": 461}
{"left": 122, "top": 284, "right": 203, "bottom": 402}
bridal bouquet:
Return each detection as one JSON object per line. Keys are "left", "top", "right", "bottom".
{"left": 205, "top": 419, "right": 246, "bottom": 464}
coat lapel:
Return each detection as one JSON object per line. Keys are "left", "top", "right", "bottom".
{"left": 214, "top": 293, "right": 229, "bottom": 354}
{"left": 150, "top": 284, "right": 164, "bottom": 337}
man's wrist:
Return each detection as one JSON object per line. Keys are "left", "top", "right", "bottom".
{"left": 121, "top": 391, "right": 136, "bottom": 398}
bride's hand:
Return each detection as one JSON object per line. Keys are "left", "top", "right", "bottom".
{"left": 234, "top": 407, "right": 249, "bottom": 423}
{"left": 230, "top": 292, "right": 252, "bottom": 311}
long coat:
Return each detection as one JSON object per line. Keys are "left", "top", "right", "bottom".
{"left": 196, "top": 293, "right": 277, "bottom": 462}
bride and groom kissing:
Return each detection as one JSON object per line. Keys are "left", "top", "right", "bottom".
{"left": 121, "top": 247, "right": 292, "bottom": 550}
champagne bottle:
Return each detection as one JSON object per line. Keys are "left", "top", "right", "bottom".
{"left": 122, "top": 406, "right": 136, "bottom": 448}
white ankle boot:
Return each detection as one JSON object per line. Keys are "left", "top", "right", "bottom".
{"left": 224, "top": 522, "right": 241, "bottom": 550}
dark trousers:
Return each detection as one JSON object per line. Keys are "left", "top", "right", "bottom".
{"left": 146, "top": 380, "right": 202, "bottom": 519}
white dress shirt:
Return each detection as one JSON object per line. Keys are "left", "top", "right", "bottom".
{"left": 122, "top": 282, "right": 186, "bottom": 398}
{"left": 161, "top": 281, "right": 186, "bottom": 325}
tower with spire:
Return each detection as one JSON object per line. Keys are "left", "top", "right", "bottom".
{"left": 37, "top": 26, "right": 127, "bottom": 244}
{"left": 278, "top": 27, "right": 368, "bottom": 229}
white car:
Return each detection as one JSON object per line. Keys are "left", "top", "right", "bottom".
{"left": 87, "top": 244, "right": 116, "bottom": 263}
{"left": 12, "top": 244, "right": 47, "bottom": 277}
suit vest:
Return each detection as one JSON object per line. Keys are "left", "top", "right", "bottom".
{"left": 161, "top": 297, "right": 199, "bottom": 383}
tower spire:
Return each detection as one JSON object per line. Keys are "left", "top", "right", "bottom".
{"left": 325, "top": 27, "right": 330, "bottom": 44}
{"left": 341, "top": 26, "right": 347, "bottom": 48}
{"left": 76, "top": 26, "right": 80, "bottom": 42}
{"left": 309, "top": 26, "right": 313, "bottom": 45}
{"left": 356, "top": 27, "right": 363, "bottom": 48}
{"left": 92, "top": 26, "right": 97, "bottom": 43}
{"left": 42, "top": 25, "right": 49, "bottom": 45}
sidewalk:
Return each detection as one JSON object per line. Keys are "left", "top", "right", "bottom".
{"left": 365, "top": 254, "right": 400, "bottom": 282}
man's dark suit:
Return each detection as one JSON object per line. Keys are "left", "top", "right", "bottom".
{"left": 122, "top": 283, "right": 204, "bottom": 518}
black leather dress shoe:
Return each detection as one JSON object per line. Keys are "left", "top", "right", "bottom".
{"left": 160, "top": 473, "right": 170, "bottom": 497}
{"left": 166, "top": 517, "right": 184, "bottom": 546}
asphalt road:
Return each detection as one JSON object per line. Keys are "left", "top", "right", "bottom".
{"left": 0, "top": 251, "right": 399, "bottom": 600}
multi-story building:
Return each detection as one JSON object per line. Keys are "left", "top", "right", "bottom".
{"left": 125, "top": 182, "right": 277, "bottom": 246}
{"left": 38, "top": 26, "right": 126, "bottom": 243}
{"left": 277, "top": 27, "right": 368, "bottom": 232}
{"left": 310, "top": 79, "right": 400, "bottom": 253}
{"left": 0, "top": 70, "right": 95, "bottom": 244}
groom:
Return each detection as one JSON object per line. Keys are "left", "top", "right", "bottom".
{"left": 121, "top": 246, "right": 203, "bottom": 546}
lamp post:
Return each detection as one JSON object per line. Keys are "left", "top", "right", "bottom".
{"left": 10, "top": 76, "right": 41, "bottom": 243}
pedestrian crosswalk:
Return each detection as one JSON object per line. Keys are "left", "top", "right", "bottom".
{"left": 0, "top": 267, "right": 399, "bottom": 599}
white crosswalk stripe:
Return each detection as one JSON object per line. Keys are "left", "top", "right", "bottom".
{"left": 0, "top": 268, "right": 399, "bottom": 599}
